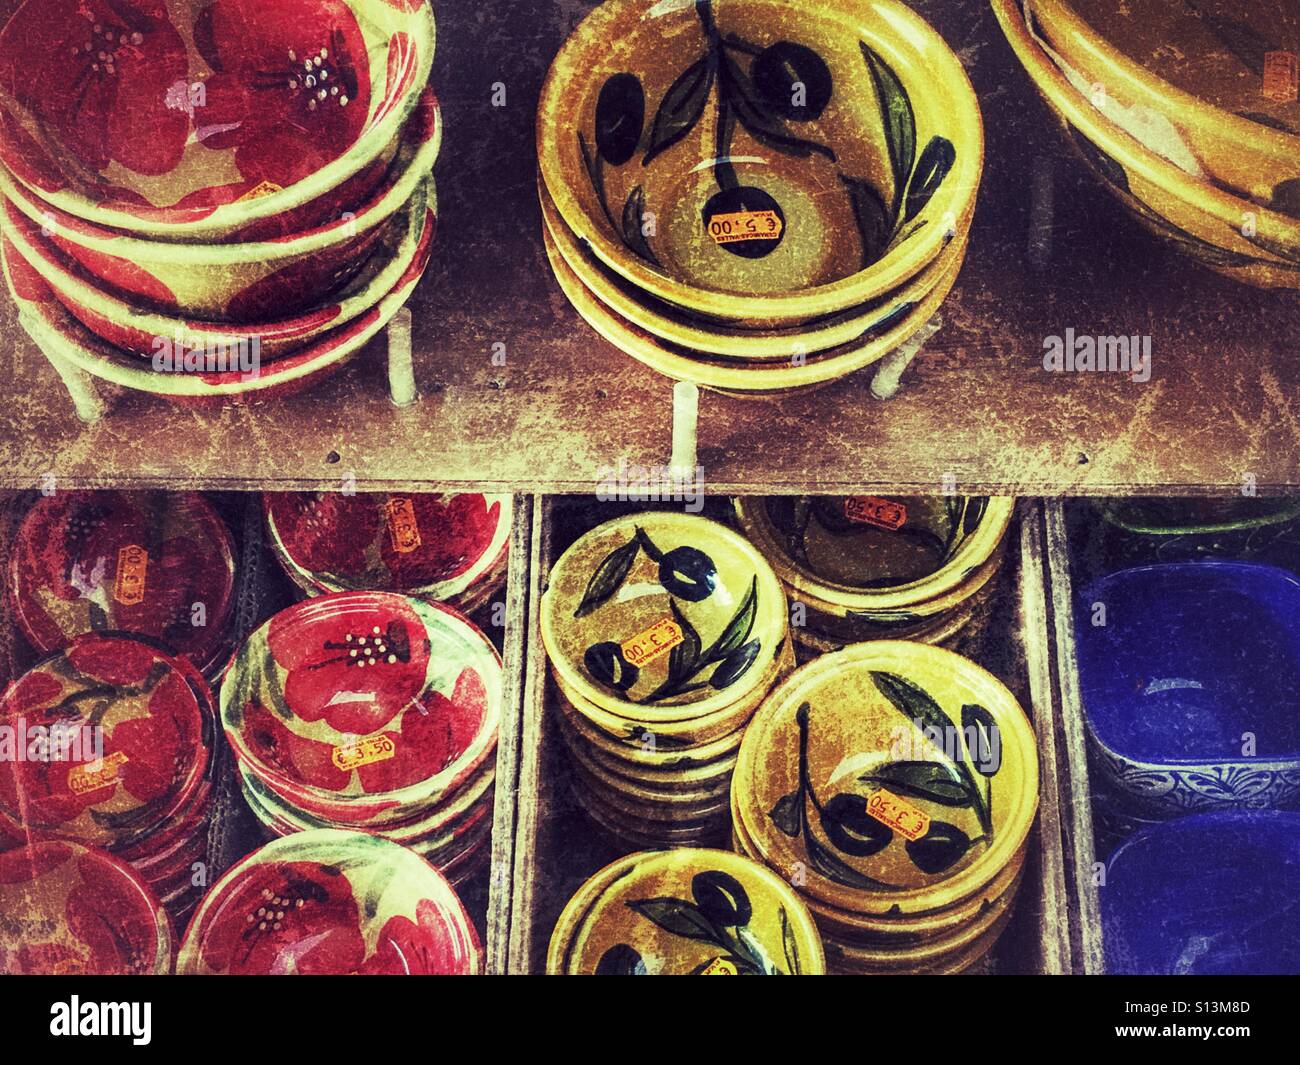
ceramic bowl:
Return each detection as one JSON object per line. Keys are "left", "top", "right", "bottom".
{"left": 541, "top": 512, "right": 787, "bottom": 722}
{"left": 221, "top": 592, "right": 502, "bottom": 819}
{"left": 1075, "top": 562, "right": 1300, "bottom": 818}
{"left": 1029, "top": 0, "right": 1300, "bottom": 202}
{"left": 0, "top": 0, "right": 435, "bottom": 241}
{"left": 540, "top": 173, "right": 971, "bottom": 355}
{"left": 538, "top": 0, "right": 981, "bottom": 324}
{"left": 0, "top": 840, "right": 172, "bottom": 974}
{"left": 546, "top": 848, "right": 825, "bottom": 974}
{"left": 732, "top": 640, "right": 1039, "bottom": 917}
{"left": 991, "top": 0, "right": 1300, "bottom": 288}
{"left": 7, "top": 490, "right": 236, "bottom": 675}
{"left": 177, "top": 830, "right": 481, "bottom": 974}
{"left": 2, "top": 179, "right": 435, "bottom": 363}
{"left": 543, "top": 216, "right": 964, "bottom": 394}
{"left": 1, "top": 190, "right": 434, "bottom": 406}
{"left": 0, "top": 634, "right": 214, "bottom": 850}
{"left": 0, "top": 88, "right": 440, "bottom": 319}
{"left": 555, "top": 706, "right": 741, "bottom": 786}
{"left": 1101, "top": 810, "right": 1300, "bottom": 974}
{"left": 265, "top": 491, "right": 513, "bottom": 607}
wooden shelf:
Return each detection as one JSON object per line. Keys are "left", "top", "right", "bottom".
{"left": 0, "top": 0, "right": 1294, "bottom": 495}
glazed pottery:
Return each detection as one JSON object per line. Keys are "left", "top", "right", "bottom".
{"left": 0, "top": 90, "right": 441, "bottom": 319}
{"left": 1, "top": 190, "right": 435, "bottom": 405}
{"left": 991, "top": 0, "right": 1300, "bottom": 288}
{"left": 0, "top": 840, "right": 172, "bottom": 974}
{"left": 7, "top": 490, "right": 236, "bottom": 674}
{"left": 1090, "top": 496, "right": 1300, "bottom": 563}
{"left": 547, "top": 848, "right": 825, "bottom": 974}
{"left": 1075, "top": 562, "right": 1300, "bottom": 817}
{"left": 0, "top": 634, "right": 213, "bottom": 849}
{"left": 537, "top": 0, "right": 982, "bottom": 323}
{"left": 0, "top": 0, "right": 435, "bottom": 240}
{"left": 1101, "top": 810, "right": 1300, "bottom": 974}
{"left": 177, "top": 830, "right": 481, "bottom": 974}
{"left": 221, "top": 592, "right": 501, "bottom": 817}
{"left": 541, "top": 512, "right": 787, "bottom": 721}
{"left": 264, "top": 491, "right": 512, "bottom": 608}
{"left": 732, "top": 640, "right": 1039, "bottom": 917}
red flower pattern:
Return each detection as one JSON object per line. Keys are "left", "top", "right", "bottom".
{"left": 358, "top": 897, "right": 472, "bottom": 975}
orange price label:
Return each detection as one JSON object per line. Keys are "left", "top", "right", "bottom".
{"left": 843, "top": 496, "right": 908, "bottom": 530}
{"left": 68, "top": 751, "right": 128, "bottom": 796}
{"left": 865, "top": 787, "right": 930, "bottom": 842}
{"left": 113, "top": 546, "right": 148, "bottom": 606}
{"left": 384, "top": 497, "right": 423, "bottom": 555}
{"left": 1263, "top": 51, "right": 1299, "bottom": 102}
{"left": 238, "top": 179, "right": 285, "bottom": 202}
{"left": 698, "top": 957, "right": 738, "bottom": 975}
{"left": 621, "top": 617, "right": 684, "bottom": 668}
{"left": 707, "top": 209, "right": 783, "bottom": 245}
{"left": 332, "top": 735, "right": 397, "bottom": 772}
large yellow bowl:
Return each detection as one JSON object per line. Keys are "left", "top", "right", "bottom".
{"left": 537, "top": 0, "right": 982, "bottom": 323}
{"left": 992, "top": 0, "right": 1300, "bottom": 288}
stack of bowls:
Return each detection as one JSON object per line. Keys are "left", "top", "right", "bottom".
{"left": 0, "top": 633, "right": 217, "bottom": 923}
{"left": 734, "top": 495, "right": 1014, "bottom": 656}
{"left": 731, "top": 641, "right": 1039, "bottom": 974}
{"left": 6, "top": 490, "right": 238, "bottom": 679}
{"left": 536, "top": 0, "right": 983, "bottom": 397}
{"left": 221, "top": 592, "right": 501, "bottom": 888}
{"left": 546, "top": 848, "right": 826, "bottom": 974}
{"left": 540, "top": 513, "right": 789, "bottom": 847}
{"left": 0, "top": 0, "right": 440, "bottom": 405}
{"left": 264, "top": 491, "right": 512, "bottom": 619}
{"left": 177, "top": 830, "right": 482, "bottom": 975}
{"left": 992, "top": 0, "right": 1300, "bottom": 288}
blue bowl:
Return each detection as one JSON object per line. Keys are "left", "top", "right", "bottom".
{"left": 1102, "top": 810, "right": 1300, "bottom": 974}
{"left": 1076, "top": 561, "right": 1300, "bottom": 816}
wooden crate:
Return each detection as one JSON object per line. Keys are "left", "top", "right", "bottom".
{"left": 504, "top": 496, "right": 1074, "bottom": 974}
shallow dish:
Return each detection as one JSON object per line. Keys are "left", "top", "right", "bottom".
{"left": 0, "top": 634, "right": 213, "bottom": 850}
{"left": 265, "top": 491, "right": 512, "bottom": 606}
{"left": 177, "top": 830, "right": 481, "bottom": 975}
{"left": 0, "top": 0, "right": 435, "bottom": 240}
{"left": 537, "top": 0, "right": 981, "bottom": 322}
{"left": 221, "top": 592, "right": 501, "bottom": 817}
{"left": 7, "top": 489, "right": 236, "bottom": 674}
{"left": 1101, "top": 809, "right": 1300, "bottom": 974}
{"left": 0, "top": 89, "right": 441, "bottom": 319}
{"left": 0, "top": 840, "right": 171, "bottom": 974}
{"left": 1075, "top": 562, "right": 1300, "bottom": 816}
{"left": 733, "top": 640, "right": 1039, "bottom": 917}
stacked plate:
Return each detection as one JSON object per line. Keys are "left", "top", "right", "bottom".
{"left": 993, "top": 0, "right": 1300, "bottom": 288}
{"left": 0, "top": 633, "right": 218, "bottom": 923}
{"left": 221, "top": 591, "right": 501, "bottom": 888}
{"left": 541, "top": 513, "right": 789, "bottom": 847}
{"left": 6, "top": 490, "right": 238, "bottom": 679}
{"left": 731, "top": 641, "right": 1039, "bottom": 974}
{"left": 0, "top": 0, "right": 440, "bottom": 404}
{"left": 734, "top": 495, "right": 1014, "bottom": 656}
{"left": 535, "top": 0, "right": 983, "bottom": 397}
{"left": 264, "top": 491, "right": 512, "bottom": 618}
{"left": 546, "top": 848, "right": 825, "bottom": 974}
{"left": 177, "top": 830, "right": 482, "bottom": 975}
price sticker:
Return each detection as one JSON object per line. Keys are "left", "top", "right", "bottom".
{"left": 843, "top": 496, "right": 908, "bottom": 530}
{"left": 621, "top": 617, "right": 684, "bottom": 668}
{"left": 707, "top": 209, "right": 783, "bottom": 245}
{"left": 384, "top": 497, "right": 423, "bottom": 554}
{"left": 113, "top": 546, "right": 148, "bottom": 606}
{"left": 332, "top": 735, "right": 397, "bottom": 772}
{"left": 865, "top": 786, "right": 930, "bottom": 842}
{"left": 698, "top": 957, "right": 738, "bottom": 975}
{"left": 68, "top": 751, "right": 129, "bottom": 796}
{"left": 1263, "top": 51, "right": 1298, "bottom": 102}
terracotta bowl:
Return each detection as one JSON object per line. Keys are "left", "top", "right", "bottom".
{"left": 537, "top": 0, "right": 982, "bottom": 323}
{"left": 0, "top": 89, "right": 441, "bottom": 319}
{"left": 0, "top": 840, "right": 172, "bottom": 974}
{"left": 177, "top": 830, "right": 481, "bottom": 975}
{"left": 0, "top": 0, "right": 435, "bottom": 241}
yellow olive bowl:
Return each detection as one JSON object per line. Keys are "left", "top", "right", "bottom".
{"left": 547, "top": 848, "right": 826, "bottom": 975}
{"left": 556, "top": 708, "right": 742, "bottom": 788}
{"left": 542, "top": 217, "right": 966, "bottom": 393}
{"left": 541, "top": 512, "right": 788, "bottom": 723}
{"left": 733, "top": 640, "right": 1039, "bottom": 918}
{"left": 540, "top": 172, "right": 972, "bottom": 355}
{"left": 1030, "top": 0, "right": 1300, "bottom": 203}
{"left": 991, "top": 0, "right": 1300, "bottom": 288}
{"left": 537, "top": 0, "right": 982, "bottom": 323}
